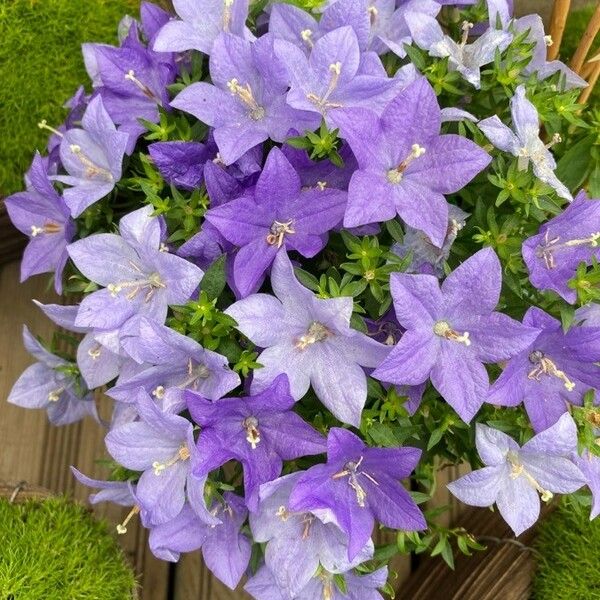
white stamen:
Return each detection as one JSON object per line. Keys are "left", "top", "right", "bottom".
{"left": 222, "top": 0, "right": 234, "bottom": 32}
{"left": 107, "top": 272, "right": 165, "bottom": 302}
{"left": 266, "top": 220, "right": 295, "bottom": 248}
{"left": 300, "top": 29, "right": 314, "bottom": 48}
{"left": 536, "top": 229, "right": 600, "bottom": 270}
{"left": 125, "top": 69, "right": 161, "bottom": 103}
{"left": 116, "top": 505, "right": 140, "bottom": 535}
{"left": 316, "top": 181, "right": 327, "bottom": 190}
{"left": 227, "top": 78, "right": 266, "bottom": 120}
{"left": 433, "top": 321, "right": 471, "bottom": 346}
{"left": 243, "top": 416, "right": 261, "bottom": 449}
{"left": 508, "top": 451, "right": 554, "bottom": 502}
{"left": 152, "top": 385, "right": 166, "bottom": 400}
{"left": 546, "top": 133, "right": 562, "bottom": 149}
{"left": 69, "top": 144, "right": 114, "bottom": 181}
{"left": 461, "top": 21, "right": 474, "bottom": 47}
{"left": 48, "top": 387, "right": 65, "bottom": 402}
{"left": 38, "top": 119, "right": 63, "bottom": 138}
{"left": 152, "top": 446, "right": 190, "bottom": 476}
{"left": 386, "top": 144, "right": 426, "bottom": 184}
{"left": 544, "top": 35, "right": 553, "bottom": 47}
{"left": 296, "top": 322, "right": 331, "bottom": 349}
{"left": 306, "top": 62, "right": 344, "bottom": 112}
{"left": 87, "top": 345, "right": 102, "bottom": 360}
{"left": 527, "top": 350, "right": 575, "bottom": 391}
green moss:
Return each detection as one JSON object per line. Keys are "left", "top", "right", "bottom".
{"left": 532, "top": 504, "right": 600, "bottom": 600}
{"left": 0, "top": 0, "right": 140, "bottom": 196}
{"left": 0, "top": 497, "right": 136, "bottom": 599}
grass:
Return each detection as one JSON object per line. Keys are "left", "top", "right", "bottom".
{"left": 532, "top": 503, "right": 600, "bottom": 599}
{"left": 0, "top": 0, "right": 140, "bottom": 197}
{"left": 0, "top": 497, "right": 137, "bottom": 600}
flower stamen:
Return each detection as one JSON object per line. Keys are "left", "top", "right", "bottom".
{"left": 125, "top": 70, "right": 161, "bottom": 103}
{"left": 48, "top": 387, "right": 65, "bottom": 402}
{"left": 296, "top": 322, "right": 331, "bottom": 349}
{"left": 152, "top": 445, "right": 190, "bottom": 476}
{"left": 38, "top": 120, "right": 63, "bottom": 138}
{"left": 300, "top": 29, "right": 314, "bottom": 48}
{"left": 433, "top": 321, "right": 471, "bottom": 346}
{"left": 507, "top": 451, "right": 554, "bottom": 502}
{"left": 528, "top": 350, "right": 575, "bottom": 391}
{"left": 306, "top": 62, "right": 345, "bottom": 112}
{"left": 30, "top": 222, "right": 62, "bottom": 237}
{"left": 243, "top": 416, "right": 261, "bottom": 449}
{"left": 387, "top": 144, "right": 426, "bottom": 184}
{"left": 227, "top": 78, "right": 266, "bottom": 120}
{"left": 266, "top": 220, "right": 295, "bottom": 247}
{"left": 69, "top": 144, "right": 114, "bottom": 181}
{"left": 116, "top": 505, "right": 140, "bottom": 535}
{"left": 460, "top": 21, "right": 474, "bottom": 47}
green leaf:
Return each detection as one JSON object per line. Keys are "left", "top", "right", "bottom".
{"left": 556, "top": 135, "right": 594, "bottom": 191}
{"left": 201, "top": 254, "right": 227, "bottom": 301}
{"left": 560, "top": 303, "right": 575, "bottom": 333}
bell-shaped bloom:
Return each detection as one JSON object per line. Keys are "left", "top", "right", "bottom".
{"left": 153, "top": 0, "right": 250, "bottom": 54}
{"left": 171, "top": 33, "right": 319, "bottom": 165}
{"left": 205, "top": 146, "right": 347, "bottom": 296}
{"left": 51, "top": 96, "right": 129, "bottom": 216}
{"left": 71, "top": 467, "right": 137, "bottom": 508}
{"left": 110, "top": 316, "right": 240, "bottom": 412}
{"left": 522, "top": 191, "right": 600, "bottom": 303}
{"left": 148, "top": 141, "right": 210, "bottom": 190}
{"left": 330, "top": 77, "right": 490, "bottom": 244}
{"left": 488, "top": 307, "right": 600, "bottom": 433}
{"left": 4, "top": 153, "right": 75, "bottom": 293}
{"left": 105, "top": 389, "right": 216, "bottom": 526}
{"left": 373, "top": 248, "right": 539, "bottom": 422}
{"left": 447, "top": 414, "right": 586, "bottom": 535}
{"left": 226, "top": 250, "right": 390, "bottom": 426}
{"left": 68, "top": 205, "right": 204, "bottom": 330}
{"left": 289, "top": 428, "right": 425, "bottom": 560}
{"left": 188, "top": 375, "right": 326, "bottom": 510}
{"left": 478, "top": 85, "right": 572, "bottom": 201}
{"left": 250, "top": 472, "right": 373, "bottom": 596}
{"left": 8, "top": 326, "right": 96, "bottom": 426}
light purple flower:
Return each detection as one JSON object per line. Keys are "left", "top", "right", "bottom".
{"left": 373, "top": 248, "right": 540, "bottom": 422}
{"left": 226, "top": 250, "right": 390, "bottom": 426}
{"left": 447, "top": 414, "right": 586, "bottom": 535}
{"left": 331, "top": 77, "right": 490, "bottom": 244}
{"left": 71, "top": 466, "right": 137, "bottom": 507}
{"left": 522, "top": 191, "right": 600, "bottom": 303}
{"left": 488, "top": 307, "right": 600, "bottom": 433}
{"left": 8, "top": 326, "right": 96, "bottom": 426}
{"left": 4, "top": 153, "right": 75, "bottom": 293}
{"left": 479, "top": 85, "right": 572, "bottom": 201}
{"left": 205, "top": 146, "right": 347, "bottom": 296}
{"left": 576, "top": 303, "right": 600, "bottom": 327}
{"left": 148, "top": 141, "right": 210, "bottom": 190}
{"left": 68, "top": 205, "right": 203, "bottom": 330}
{"left": 188, "top": 374, "right": 326, "bottom": 510}
{"left": 153, "top": 0, "right": 250, "bottom": 54}
{"left": 171, "top": 33, "right": 319, "bottom": 165}
{"left": 574, "top": 451, "right": 600, "bottom": 520}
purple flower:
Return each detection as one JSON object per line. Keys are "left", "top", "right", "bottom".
{"left": 373, "top": 248, "right": 540, "bottom": 422}
{"left": 4, "top": 153, "right": 75, "bottom": 293}
{"left": 110, "top": 316, "right": 240, "bottom": 412}
{"left": 576, "top": 303, "right": 600, "bottom": 327}
{"left": 249, "top": 472, "right": 373, "bottom": 596}
{"left": 148, "top": 141, "right": 210, "bottom": 190}
{"left": 205, "top": 146, "right": 347, "bottom": 296}
{"left": 488, "top": 307, "right": 600, "bottom": 433}
{"left": 289, "top": 427, "right": 425, "bottom": 560}
{"left": 447, "top": 414, "right": 586, "bottom": 535}
{"left": 574, "top": 451, "right": 600, "bottom": 520}
{"left": 171, "top": 33, "right": 319, "bottom": 165}
{"left": 71, "top": 467, "right": 137, "bottom": 508}
{"left": 8, "top": 327, "right": 96, "bottom": 426}
{"left": 68, "top": 205, "right": 203, "bottom": 330}
{"left": 331, "top": 77, "right": 490, "bottom": 244}
{"left": 406, "top": 15, "right": 511, "bottom": 88}
{"left": 245, "top": 564, "right": 388, "bottom": 600}
{"left": 522, "top": 191, "right": 600, "bottom": 303}
{"left": 153, "top": 0, "right": 250, "bottom": 54}
{"left": 225, "top": 250, "right": 390, "bottom": 426}
{"left": 105, "top": 389, "right": 215, "bottom": 526}
{"left": 188, "top": 375, "right": 326, "bottom": 510}
{"left": 478, "top": 85, "right": 572, "bottom": 201}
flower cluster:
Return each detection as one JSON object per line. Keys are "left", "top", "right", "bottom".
{"left": 6, "top": 0, "right": 600, "bottom": 597}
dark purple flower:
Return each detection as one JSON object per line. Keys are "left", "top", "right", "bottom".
{"left": 148, "top": 141, "right": 210, "bottom": 190}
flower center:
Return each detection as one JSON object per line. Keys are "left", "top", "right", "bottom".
{"left": 69, "top": 144, "right": 114, "bottom": 182}
{"left": 507, "top": 451, "right": 553, "bottom": 502}
{"left": 178, "top": 358, "right": 211, "bottom": 390}
{"left": 152, "top": 385, "right": 166, "bottom": 399}
{"left": 460, "top": 21, "right": 474, "bottom": 48}
{"left": 386, "top": 144, "right": 426, "bottom": 184}
{"left": 306, "top": 62, "right": 345, "bottom": 112}
{"left": 87, "top": 344, "right": 102, "bottom": 360}
{"left": 433, "top": 321, "right": 471, "bottom": 346}
{"left": 300, "top": 29, "right": 314, "bottom": 49}
{"left": 116, "top": 505, "right": 140, "bottom": 535}
{"left": 47, "top": 387, "right": 65, "bottom": 403}
{"left": 276, "top": 506, "right": 315, "bottom": 539}
{"left": 30, "top": 222, "right": 62, "bottom": 237}
{"left": 332, "top": 456, "right": 378, "bottom": 508}
{"left": 243, "top": 416, "right": 261, "bottom": 449}
{"left": 227, "top": 78, "right": 266, "bottom": 120}
{"left": 527, "top": 350, "right": 575, "bottom": 391}
{"left": 266, "top": 220, "right": 295, "bottom": 248}
{"left": 536, "top": 229, "right": 600, "bottom": 270}
{"left": 368, "top": 5, "right": 378, "bottom": 24}
{"left": 296, "top": 322, "right": 331, "bottom": 349}
{"left": 107, "top": 268, "right": 166, "bottom": 302}
{"left": 124, "top": 70, "right": 161, "bottom": 103}
{"left": 152, "top": 445, "right": 190, "bottom": 476}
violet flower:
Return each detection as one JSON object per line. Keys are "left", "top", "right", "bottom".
{"left": 148, "top": 141, "right": 210, "bottom": 190}
{"left": 67, "top": 205, "right": 203, "bottom": 330}
{"left": 576, "top": 303, "right": 600, "bottom": 327}
{"left": 171, "top": 33, "right": 319, "bottom": 165}
{"left": 522, "top": 191, "right": 600, "bottom": 303}
{"left": 205, "top": 146, "right": 347, "bottom": 296}
{"left": 488, "top": 307, "right": 600, "bottom": 433}
{"left": 8, "top": 326, "right": 96, "bottom": 426}
{"left": 188, "top": 375, "right": 326, "bottom": 509}
{"left": 373, "top": 248, "right": 540, "bottom": 422}
{"left": 225, "top": 250, "right": 390, "bottom": 426}
{"left": 4, "top": 153, "right": 75, "bottom": 293}
{"left": 447, "top": 414, "right": 586, "bottom": 535}
{"left": 574, "top": 451, "right": 600, "bottom": 520}
{"left": 71, "top": 467, "right": 137, "bottom": 508}
{"left": 331, "top": 77, "right": 490, "bottom": 244}
{"left": 249, "top": 472, "right": 373, "bottom": 596}
{"left": 478, "top": 85, "right": 572, "bottom": 201}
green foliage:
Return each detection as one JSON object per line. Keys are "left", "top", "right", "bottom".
{"left": 0, "top": 496, "right": 136, "bottom": 599}
{"left": 533, "top": 501, "right": 600, "bottom": 600}
{"left": 0, "top": 0, "right": 140, "bottom": 196}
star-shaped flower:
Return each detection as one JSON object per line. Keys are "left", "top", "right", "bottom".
{"left": 447, "top": 414, "right": 586, "bottom": 535}
{"left": 188, "top": 374, "right": 326, "bottom": 510}
{"left": 225, "top": 250, "right": 390, "bottom": 426}
{"left": 331, "top": 77, "right": 490, "bottom": 244}
{"left": 4, "top": 153, "right": 75, "bottom": 293}
{"left": 487, "top": 307, "right": 600, "bottom": 433}
{"left": 288, "top": 428, "right": 425, "bottom": 560}
{"left": 68, "top": 205, "right": 204, "bottom": 330}
{"left": 478, "top": 85, "right": 572, "bottom": 201}
{"left": 373, "top": 248, "right": 540, "bottom": 422}
{"left": 522, "top": 191, "right": 600, "bottom": 303}
{"left": 205, "top": 146, "right": 347, "bottom": 296}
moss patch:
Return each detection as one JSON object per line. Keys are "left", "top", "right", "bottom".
{"left": 532, "top": 504, "right": 600, "bottom": 599}
{"left": 0, "top": 0, "right": 140, "bottom": 196}
{"left": 0, "top": 497, "right": 136, "bottom": 599}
